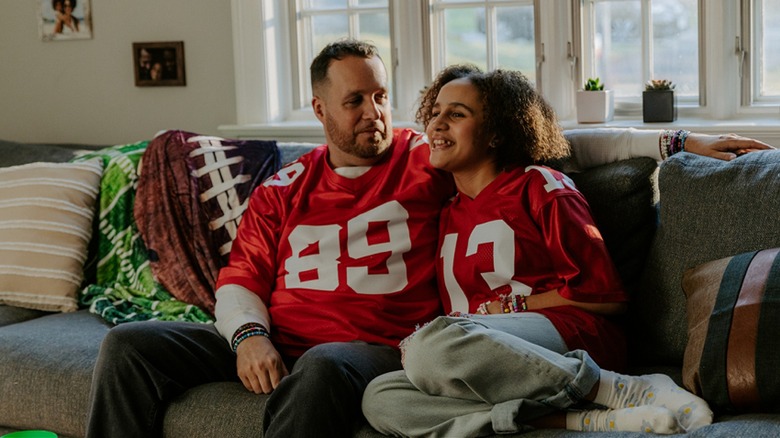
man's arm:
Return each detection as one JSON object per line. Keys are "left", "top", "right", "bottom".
{"left": 684, "top": 132, "right": 773, "bottom": 160}
{"left": 214, "top": 284, "right": 289, "bottom": 394}
{"left": 214, "top": 284, "right": 272, "bottom": 345}
{"left": 564, "top": 128, "right": 774, "bottom": 171}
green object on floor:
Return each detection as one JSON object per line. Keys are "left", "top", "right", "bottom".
{"left": 0, "top": 431, "right": 58, "bottom": 438}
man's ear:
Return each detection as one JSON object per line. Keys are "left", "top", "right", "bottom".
{"left": 312, "top": 96, "right": 326, "bottom": 123}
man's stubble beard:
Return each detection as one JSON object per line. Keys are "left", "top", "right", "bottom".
{"left": 325, "top": 113, "right": 392, "bottom": 160}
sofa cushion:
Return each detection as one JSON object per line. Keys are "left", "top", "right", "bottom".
{"left": 0, "top": 305, "right": 50, "bottom": 328}
{"left": 568, "top": 157, "right": 659, "bottom": 294}
{"left": 632, "top": 150, "right": 780, "bottom": 366}
{"left": 0, "top": 160, "right": 103, "bottom": 312}
{"left": 682, "top": 247, "right": 780, "bottom": 413}
{"left": 0, "top": 139, "right": 103, "bottom": 167}
{"left": 0, "top": 310, "right": 110, "bottom": 437}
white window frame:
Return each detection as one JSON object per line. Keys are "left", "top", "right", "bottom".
{"left": 740, "top": 0, "right": 780, "bottom": 106}
{"left": 221, "top": 0, "right": 780, "bottom": 145}
{"left": 578, "top": 0, "right": 704, "bottom": 115}
{"left": 427, "top": 0, "right": 540, "bottom": 79}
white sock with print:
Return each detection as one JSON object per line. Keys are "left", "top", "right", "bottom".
{"left": 565, "top": 406, "right": 682, "bottom": 434}
{"left": 593, "top": 371, "right": 713, "bottom": 431}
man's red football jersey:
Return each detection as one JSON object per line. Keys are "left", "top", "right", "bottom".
{"left": 217, "top": 129, "right": 454, "bottom": 358}
{"left": 436, "top": 164, "right": 628, "bottom": 370}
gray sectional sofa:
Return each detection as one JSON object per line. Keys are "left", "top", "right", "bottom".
{"left": 1, "top": 136, "right": 779, "bottom": 437}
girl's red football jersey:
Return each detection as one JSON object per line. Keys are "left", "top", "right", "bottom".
{"left": 437, "top": 164, "right": 628, "bottom": 370}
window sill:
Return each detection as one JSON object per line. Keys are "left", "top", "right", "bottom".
{"left": 561, "top": 116, "right": 780, "bottom": 145}
{"left": 220, "top": 116, "right": 780, "bottom": 145}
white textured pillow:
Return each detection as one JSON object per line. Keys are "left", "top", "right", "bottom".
{"left": 0, "top": 159, "right": 103, "bottom": 312}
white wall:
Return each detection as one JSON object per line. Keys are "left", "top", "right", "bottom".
{"left": 0, "top": 0, "right": 236, "bottom": 146}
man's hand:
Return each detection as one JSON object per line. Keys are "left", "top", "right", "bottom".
{"left": 685, "top": 133, "right": 774, "bottom": 161}
{"left": 236, "top": 335, "right": 289, "bottom": 394}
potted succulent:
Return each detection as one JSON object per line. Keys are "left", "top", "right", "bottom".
{"left": 642, "top": 79, "right": 677, "bottom": 122}
{"left": 576, "top": 78, "right": 614, "bottom": 123}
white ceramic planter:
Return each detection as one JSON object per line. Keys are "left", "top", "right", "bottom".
{"left": 576, "top": 90, "right": 614, "bottom": 123}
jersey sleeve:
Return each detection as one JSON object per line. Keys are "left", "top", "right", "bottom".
{"left": 532, "top": 183, "right": 627, "bottom": 304}
{"left": 215, "top": 184, "right": 282, "bottom": 304}
{"left": 563, "top": 128, "right": 661, "bottom": 172}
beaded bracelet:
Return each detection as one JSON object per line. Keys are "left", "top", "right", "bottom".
{"left": 511, "top": 294, "right": 528, "bottom": 312}
{"left": 499, "top": 294, "right": 512, "bottom": 313}
{"left": 670, "top": 129, "right": 689, "bottom": 155}
{"left": 660, "top": 129, "right": 690, "bottom": 159}
{"left": 660, "top": 130, "right": 672, "bottom": 160}
{"left": 231, "top": 322, "right": 270, "bottom": 352}
{"left": 478, "top": 294, "right": 529, "bottom": 315}
{"left": 517, "top": 294, "right": 528, "bottom": 312}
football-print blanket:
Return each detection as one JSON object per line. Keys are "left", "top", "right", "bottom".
{"left": 74, "top": 140, "right": 212, "bottom": 324}
{"left": 134, "top": 130, "right": 280, "bottom": 314}
{"left": 73, "top": 131, "right": 279, "bottom": 324}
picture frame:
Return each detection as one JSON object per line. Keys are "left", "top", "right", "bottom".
{"left": 39, "top": 0, "right": 93, "bottom": 41}
{"left": 133, "top": 41, "right": 186, "bottom": 87}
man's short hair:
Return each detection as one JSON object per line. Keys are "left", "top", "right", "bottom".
{"left": 310, "top": 39, "right": 381, "bottom": 92}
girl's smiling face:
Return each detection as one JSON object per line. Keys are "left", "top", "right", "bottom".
{"left": 426, "top": 78, "right": 495, "bottom": 177}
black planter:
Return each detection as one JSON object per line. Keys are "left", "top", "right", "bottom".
{"left": 642, "top": 90, "right": 677, "bottom": 122}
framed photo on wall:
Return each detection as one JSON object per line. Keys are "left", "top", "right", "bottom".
{"left": 133, "top": 41, "right": 187, "bottom": 87}
{"left": 39, "top": 0, "right": 93, "bottom": 41}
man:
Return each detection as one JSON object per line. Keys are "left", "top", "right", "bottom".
{"left": 86, "top": 39, "right": 771, "bottom": 438}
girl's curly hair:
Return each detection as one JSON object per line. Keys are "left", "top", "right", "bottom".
{"left": 417, "top": 65, "right": 570, "bottom": 168}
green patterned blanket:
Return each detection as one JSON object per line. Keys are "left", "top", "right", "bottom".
{"left": 73, "top": 142, "right": 213, "bottom": 324}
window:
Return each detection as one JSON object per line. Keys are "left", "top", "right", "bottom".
{"left": 224, "top": 0, "right": 780, "bottom": 143}
{"left": 428, "top": 0, "right": 538, "bottom": 84}
{"left": 290, "top": 0, "right": 538, "bottom": 114}
{"left": 293, "top": 0, "right": 392, "bottom": 109}
{"left": 742, "top": 0, "right": 780, "bottom": 104}
{"left": 580, "top": 0, "right": 700, "bottom": 107}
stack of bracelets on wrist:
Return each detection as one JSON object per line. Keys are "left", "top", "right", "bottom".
{"left": 231, "top": 322, "right": 270, "bottom": 352}
{"left": 476, "top": 294, "right": 528, "bottom": 315}
{"left": 660, "top": 129, "right": 690, "bottom": 160}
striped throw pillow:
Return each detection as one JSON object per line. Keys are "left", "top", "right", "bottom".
{"left": 0, "top": 159, "right": 103, "bottom": 312}
{"left": 682, "top": 247, "right": 780, "bottom": 413}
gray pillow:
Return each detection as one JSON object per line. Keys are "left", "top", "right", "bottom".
{"left": 0, "top": 139, "right": 103, "bottom": 167}
{"left": 631, "top": 150, "right": 780, "bottom": 366}
{"left": 568, "top": 156, "right": 659, "bottom": 295}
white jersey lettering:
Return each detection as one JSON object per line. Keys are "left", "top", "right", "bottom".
{"left": 285, "top": 224, "right": 341, "bottom": 290}
{"left": 441, "top": 219, "right": 531, "bottom": 311}
{"left": 284, "top": 201, "right": 411, "bottom": 294}
{"left": 264, "top": 162, "right": 305, "bottom": 187}
{"left": 525, "top": 165, "right": 576, "bottom": 193}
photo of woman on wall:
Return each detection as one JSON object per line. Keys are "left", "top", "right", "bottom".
{"left": 39, "top": 0, "right": 92, "bottom": 41}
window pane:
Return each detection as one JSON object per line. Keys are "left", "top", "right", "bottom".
{"left": 311, "top": 15, "right": 349, "bottom": 54}
{"left": 652, "top": 0, "right": 698, "bottom": 97}
{"left": 359, "top": 12, "right": 393, "bottom": 99}
{"left": 357, "top": 0, "right": 387, "bottom": 5}
{"left": 445, "top": 8, "right": 487, "bottom": 70}
{"left": 299, "top": 10, "right": 393, "bottom": 108}
{"left": 304, "top": 15, "right": 349, "bottom": 104}
{"left": 359, "top": 12, "right": 390, "bottom": 47}
{"left": 591, "top": 0, "right": 698, "bottom": 101}
{"left": 760, "top": 0, "right": 780, "bottom": 96}
{"left": 495, "top": 6, "right": 536, "bottom": 83}
{"left": 594, "top": 1, "right": 642, "bottom": 97}
{"left": 306, "top": 0, "right": 347, "bottom": 9}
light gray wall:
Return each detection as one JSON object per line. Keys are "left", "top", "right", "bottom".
{"left": 0, "top": 0, "right": 236, "bottom": 146}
